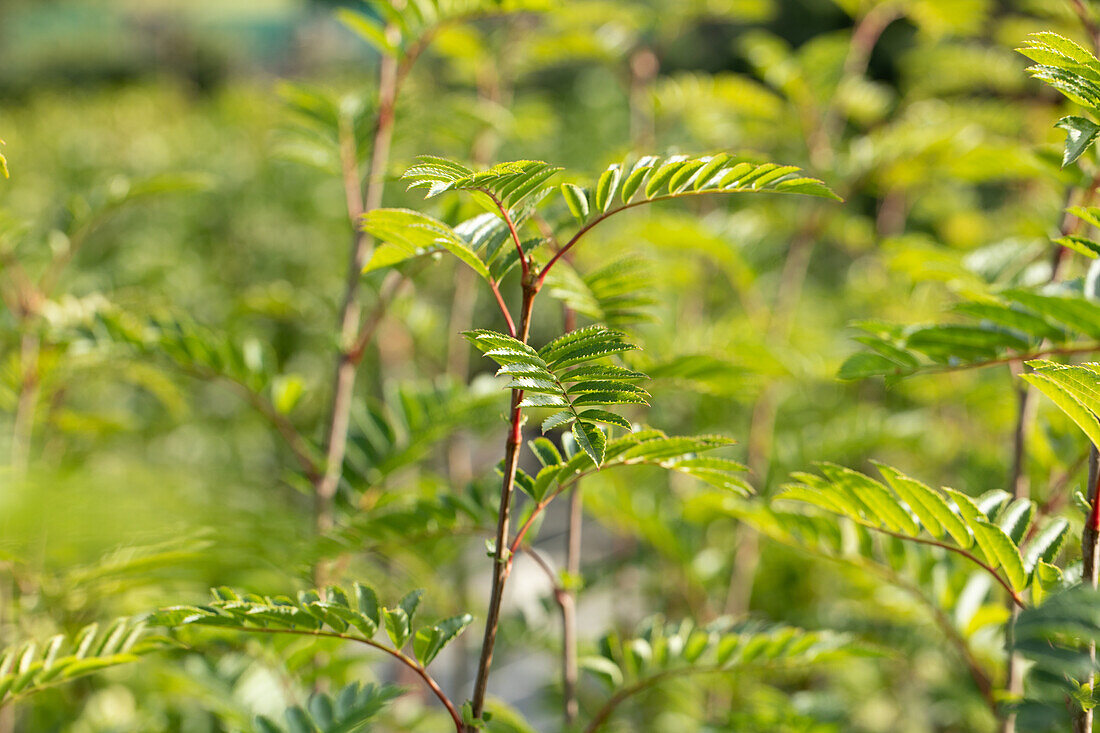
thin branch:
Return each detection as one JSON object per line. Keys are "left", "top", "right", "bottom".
{"left": 316, "top": 28, "right": 401, "bottom": 543}
{"left": 1071, "top": 0, "right": 1100, "bottom": 52}
{"left": 470, "top": 286, "right": 537, "bottom": 724}
{"left": 487, "top": 277, "right": 517, "bottom": 338}
{"left": 168, "top": 361, "right": 320, "bottom": 481}
{"left": 221, "top": 626, "right": 463, "bottom": 732}
{"left": 861, "top": 560, "right": 997, "bottom": 713}
{"left": 537, "top": 188, "right": 826, "bottom": 287}
{"left": 227, "top": 380, "right": 322, "bottom": 481}
{"left": 348, "top": 270, "right": 413, "bottom": 364}
{"left": 904, "top": 343, "right": 1100, "bottom": 377}
{"left": 873, "top": 527, "right": 1025, "bottom": 608}
{"left": 582, "top": 666, "right": 745, "bottom": 733}
{"left": 517, "top": 544, "right": 560, "bottom": 590}
{"left": 486, "top": 191, "right": 529, "bottom": 280}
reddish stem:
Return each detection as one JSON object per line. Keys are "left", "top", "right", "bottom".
{"left": 488, "top": 278, "right": 517, "bottom": 338}
{"left": 488, "top": 191, "right": 530, "bottom": 280}
{"left": 227, "top": 626, "right": 463, "bottom": 732}
{"left": 469, "top": 286, "right": 536, "bottom": 725}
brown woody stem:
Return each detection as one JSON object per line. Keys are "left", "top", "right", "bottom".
{"left": 469, "top": 284, "right": 538, "bottom": 726}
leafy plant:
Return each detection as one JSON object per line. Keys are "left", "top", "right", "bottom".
{"left": 15, "top": 0, "right": 1100, "bottom": 731}
{"left": 255, "top": 682, "right": 403, "bottom": 733}
{"left": 0, "top": 618, "right": 157, "bottom": 709}
{"left": 778, "top": 462, "right": 1069, "bottom": 601}
{"left": 579, "top": 620, "right": 853, "bottom": 733}
{"left": 152, "top": 585, "right": 471, "bottom": 728}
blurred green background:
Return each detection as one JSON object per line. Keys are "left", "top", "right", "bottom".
{"left": 0, "top": 0, "right": 1093, "bottom": 730}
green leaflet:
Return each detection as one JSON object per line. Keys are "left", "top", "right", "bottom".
{"left": 255, "top": 682, "right": 402, "bottom": 733}
{"left": 1055, "top": 116, "right": 1100, "bottom": 167}
{"left": 1068, "top": 205, "right": 1100, "bottom": 229}
{"left": 874, "top": 463, "right": 970, "bottom": 546}
{"left": 564, "top": 152, "right": 838, "bottom": 226}
{"left": 780, "top": 463, "right": 1049, "bottom": 594}
{"left": 1013, "top": 585, "right": 1100, "bottom": 725}
{"left": 403, "top": 156, "right": 561, "bottom": 212}
{"left": 1023, "top": 362, "right": 1100, "bottom": 448}
{"left": 362, "top": 208, "right": 491, "bottom": 280}
{"left": 594, "top": 164, "right": 623, "bottom": 212}
{"left": 1023, "top": 519, "right": 1069, "bottom": 574}
{"left": 0, "top": 619, "right": 156, "bottom": 708}
{"left": 341, "top": 0, "right": 550, "bottom": 62}
{"left": 151, "top": 585, "right": 468, "bottom": 669}
{"left": 840, "top": 290, "right": 1100, "bottom": 379}
{"left": 971, "top": 521, "right": 1027, "bottom": 591}
{"left": 1020, "top": 33, "right": 1100, "bottom": 107}
{"left": 582, "top": 618, "right": 851, "bottom": 729}
{"left": 337, "top": 9, "right": 398, "bottom": 56}
{"left": 413, "top": 614, "right": 474, "bottom": 666}
{"left": 513, "top": 429, "right": 748, "bottom": 509}
{"left": 465, "top": 326, "right": 648, "bottom": 466}
{"left": 816, "top": 463, "right": 919, "bottom": 535}
{"left": 572, "top": 420, "right": 607, "bottom": 466}
{"left": 560, "top": 183, "right": 589, "bottom": 223}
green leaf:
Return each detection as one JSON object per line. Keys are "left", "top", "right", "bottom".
{"left": 412, "top": 614, "right": 474, "bottom": 666}
{"left": 972, "top": 521, "right": 1027, "bottom": 591}
{"left": 1023, "top": 519, "right": 1069, "bottom": 574}
{"left": 403, "top": 157, "right": 560, "bottom": 211}
{"left": 541, "top": 409, "right": 575, "bottom": 432}
{"left": 1023, "top": 364, "right": 1100, "bottom": 447}
{"left": 572, "top": 421, "right": 606, "bottom": 466}
{"left": 773, "top": 177, "right": 843, "bottom": 200}
{"left": 362, "top": 208, "right": 490, "bottom": 279}
{"left": 875, "top": 463, "right": 970, "bottom": 546}
{"left": 1055, "top": 116, "right": 1100, "bottom": 167}
{"left": 259, "top": 682, "right": 402, "bottom": 733}
{"left": 383, "top": 607, "right": 411, "bottom": 648}
{"left": 837, "top": 352, "right": 911, "bottom": 380}
{"left": 528, "top": 437, "right": 563, "bottom": 467}
{"left": 594, "top": 164, "right": 623, "bottom": 213}
{"left": 1068, "top": 205, "right": 1100, "bottom": 230}
{"left": 621, "top": 156, "right": 658, "bottom": 203}
{"left": 0, "top": 619, "right": 154, "bottom": 708}
{"left": 397, "top": 589, "right": 423, "bottom": 627}
{"left": 817, "top": 464, "right": 919, "bottom": 535}
{"left": 1054, "top": 235, "right": 1100, "bottom": 258}
{"left": 560, "top": 183, "right": 589, "bottom": 223}
{"left": 577, "top": 409, "right": 632, "bottom": 431}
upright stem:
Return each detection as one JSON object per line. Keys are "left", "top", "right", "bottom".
{"left": 1076, "top": 446, "right": 1100, "bottom": 733}
{"left": 561, "top": 479, "right": 583, "bottom": 725}
{"left": 1001, "top": 376, "right": 1037, "bottom": 733}
{"left": 470, "top": 284, "right": 537, "bottom": 726}
{"left": 315, "top": 43, "right": 399, "bottom": 547}
{"left": 449, "top": 38, "right": 510, "bottom": 690}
